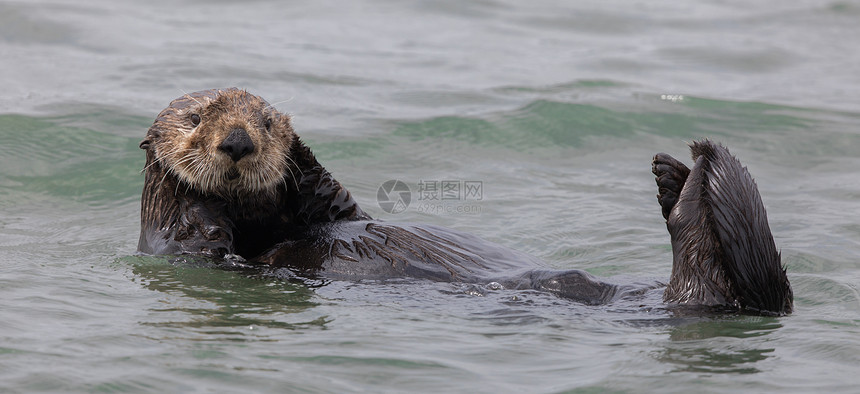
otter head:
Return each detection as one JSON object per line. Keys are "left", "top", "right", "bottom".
{"left": 140, "top": 88, "right": 294, "bottom": 199}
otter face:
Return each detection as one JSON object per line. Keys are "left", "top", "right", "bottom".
{"left": 141, "top": 88, "right": 295, "bottom": 198}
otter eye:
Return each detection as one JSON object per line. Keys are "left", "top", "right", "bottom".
{"left": 264, "top": 117, "right": 272, "bottom": 131}
{"left": 190, "top": 113, "right": 201, "bottom": 126}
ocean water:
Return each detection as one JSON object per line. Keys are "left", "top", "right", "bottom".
{"left": 2, "top": 0, "right": 860, "bottom": 392}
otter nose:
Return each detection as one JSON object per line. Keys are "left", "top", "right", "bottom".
{"left": 218, "top": 128, "right": 255, "bottom": 162}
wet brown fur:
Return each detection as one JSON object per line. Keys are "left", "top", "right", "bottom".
{"left": 138, "top": 88, "right": 366, "bottom": 257}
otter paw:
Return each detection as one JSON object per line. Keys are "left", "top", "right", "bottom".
{"left": 652, "top": 153, "right": 690, "bottom": 220}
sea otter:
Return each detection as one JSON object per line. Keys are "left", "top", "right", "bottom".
{"left": 138, "top": 88, "right": 793, "bottom": 315}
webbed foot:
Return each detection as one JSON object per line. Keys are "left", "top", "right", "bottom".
{"left": 652, "top": 152, "right": 690, "bottom": 220}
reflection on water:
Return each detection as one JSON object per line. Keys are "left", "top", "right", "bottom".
{"left": 655, "top": 316, "right": 784, "bottom": 374}
{"left": 121, "top": 256, "right": 325, "bottom": 332}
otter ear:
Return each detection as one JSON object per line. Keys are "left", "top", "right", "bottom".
{"left": 139, "top": 139, "right": 151, "bottom": 150}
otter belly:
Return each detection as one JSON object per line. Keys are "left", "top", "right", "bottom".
{"left": 249, "top": 220, "right": 638, "bottom": 305}
{"left": 252, "top": 220, "right": 543, "bottom": 281}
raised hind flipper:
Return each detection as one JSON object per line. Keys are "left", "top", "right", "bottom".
{"left": 657, "top": 140, "right": 793, "bottom": 315}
